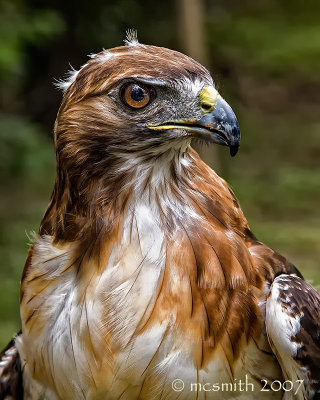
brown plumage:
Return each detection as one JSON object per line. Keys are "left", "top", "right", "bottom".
{"left": 1, "top": 36, "right": 319, "bottom": 399}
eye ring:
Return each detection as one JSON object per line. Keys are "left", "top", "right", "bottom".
{"left": 121, "top": 83, "right": 152, "bottom": 109}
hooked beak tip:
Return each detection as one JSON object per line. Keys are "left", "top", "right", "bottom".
{"left": 229, "top": 145, "right": 239, "bottom": 157}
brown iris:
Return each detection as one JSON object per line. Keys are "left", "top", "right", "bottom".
{"left": 122, "top": 83, "right": 151, "bottom": 109}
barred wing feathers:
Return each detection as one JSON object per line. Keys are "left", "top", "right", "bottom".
{"left": 0, "top": 336, "right": 23, "bottom": 400}
{"left": 266, "top": 274, "right": 320, "bottom": 400}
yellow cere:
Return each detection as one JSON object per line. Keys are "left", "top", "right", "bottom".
{"left": 199, "top": 85, "right": 218, "bottom": 114}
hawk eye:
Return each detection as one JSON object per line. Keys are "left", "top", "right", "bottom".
{"left": 122, "top": 83, "right": 151, "bottom": 109}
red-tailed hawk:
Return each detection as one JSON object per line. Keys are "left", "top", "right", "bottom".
{"left": 1, "top": 35, "right": 320, "bottom": 399}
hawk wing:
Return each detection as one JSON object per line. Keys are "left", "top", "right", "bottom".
{"left": 266, "top": 274, "right": 320, "bottom": 400}
{"left": 0, "top": 335, "right": 23, "bottom": 400}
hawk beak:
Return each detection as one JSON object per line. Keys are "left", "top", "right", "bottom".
{"left": 147, "top": 86, "right": 241, "bottom": 157}
{"left": 196, "top": 94, "right": 241, "bottom": 157}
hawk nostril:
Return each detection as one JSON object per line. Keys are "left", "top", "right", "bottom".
{"left": 199, "top": 85, "right": 218, "bottom": 113}
{"left": 201, "top": 103, "right": 213, "bottom": 112}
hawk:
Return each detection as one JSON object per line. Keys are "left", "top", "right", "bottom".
{"left": 1, "top": 35, "right": 320, "bottom": 400}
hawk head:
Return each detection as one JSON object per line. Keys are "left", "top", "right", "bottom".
{"left": 56, "top": 40, "right": 240, "bottom": 173}
{"left": 44, "top": 39, "right": 241, "bottom": 239}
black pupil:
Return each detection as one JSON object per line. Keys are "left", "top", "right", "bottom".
{"left": 131, "top": 85, "right": 145, "bottom": 102}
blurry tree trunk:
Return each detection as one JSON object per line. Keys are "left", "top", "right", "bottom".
{"left": 176, "top": 0, "right": 220, "bottom": 172}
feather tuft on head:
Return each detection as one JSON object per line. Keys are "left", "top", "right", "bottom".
{"left": 124, "top": 29, "right": 140, "bottom": 46}
{"left": 54, "top": 65, "right": 81, "bottom": 92}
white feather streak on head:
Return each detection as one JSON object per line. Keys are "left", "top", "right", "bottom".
{"left": 55, "top": 50, "right": 116, "bottom": 93}
{"left": 92, "top": 50, "right": 116, "bottom": 63}
{"left": 124, "top": 29, "right": 141, "bottom": 47}
{"left": 55, "top": 65, "right": 81, "bottom": 92}
{"left": 180, "top": 75, "right": 213, "bottom": 96}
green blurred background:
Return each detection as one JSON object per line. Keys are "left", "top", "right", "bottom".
{"left": 0, "top": 0, "right": 319, "bottom": 348}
